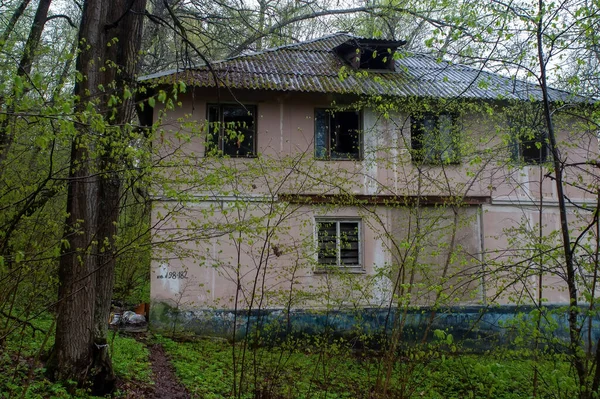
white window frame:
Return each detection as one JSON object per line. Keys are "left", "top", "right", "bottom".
{"left": 314, "top": 218, "right": 363, "bottom": 271}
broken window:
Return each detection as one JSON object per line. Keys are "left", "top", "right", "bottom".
{"left": 316, "top": 219, "right": 361, "bottom": 268}
{"left": 411, "top": 113, "right": 459, "bottom": 164}
{"left": 511, "top": 130, "right": 549, "bottom": 164}
{"left": 207, "top": 104, "right": 256, "bottom": 157}
{"left": 315, "top": 109, "right": 361, "bottom": 160}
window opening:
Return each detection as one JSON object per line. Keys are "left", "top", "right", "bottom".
{"left": 207, "top": 104, "right": 256, "bottom": 157}
{"left": 411, "top": 113, "right": 459, "bottom": 164}
{"left": 333, "top": 38, "right": 406, "bottom": 71}
{"left": 359, "top": 47, "right": 393, "bottom": 70}
{"left": 511, "top": 130, "right": 549, "bottom": 164}
{"left": 315, "top": 109, "right": 361, "bottom": 160}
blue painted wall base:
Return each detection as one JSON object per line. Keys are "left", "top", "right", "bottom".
{"left": 150, "top": 302, "right": 600, "bottom": 349}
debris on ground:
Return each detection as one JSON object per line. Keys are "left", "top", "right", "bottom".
{"left": 110, "top": 303, "right": 149, "bottom": 332}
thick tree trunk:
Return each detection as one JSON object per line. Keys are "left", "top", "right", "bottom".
{"left": 94, "top": 0, "right": 146, "bottom": 353}
{"left": 49, "top": 0, "right": 147, "bottom": 393}
{"left": 92, "top": 0, "right": 146, "bottom": 382}
{"left": 52, "top": 136, "right": 99, "bottom": 385}
{"left": 50, "top": 0, "right": 107, "bottom": 389}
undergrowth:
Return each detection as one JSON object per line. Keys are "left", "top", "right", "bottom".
{"left": 156, "top": 334, "right": 577, "bottom": 399}
{"left": 0, "top": 315, "right": 152, "bottom": 398}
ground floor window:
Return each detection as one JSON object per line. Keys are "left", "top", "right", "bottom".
{"left": 316, "top": 219, "right": 361, "bottom": 267}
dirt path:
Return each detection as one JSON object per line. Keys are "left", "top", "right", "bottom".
{"left": 148, "top": 343, "right": 191, "bottom": 399}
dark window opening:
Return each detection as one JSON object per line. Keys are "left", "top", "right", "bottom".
{"left": 315, "top": 109, "right": 361, "bottom": 160}
{"left": 333, "top": 38, "right": 405, "bottom": 71}
{"left": 317, "top": 220, "right": 361, "bottom": 267}
{"left": 411, "top": 113, "right": 459, "bottom": 164}
{"left": 207, "top": 104, "right": 256, "bottom": 157}
{"left": 512, "top": 130, "right": 549, "bottom": 164}
{"left": 359, "top": 47, "right": 393, "bottom": 70}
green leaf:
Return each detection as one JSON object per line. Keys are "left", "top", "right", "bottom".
{"left": 14, "top": 75, "right": 23, "bottom": 94}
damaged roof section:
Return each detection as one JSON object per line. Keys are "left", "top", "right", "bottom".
{"left": 140, "top": 33, "right": 584, "bottom": 103}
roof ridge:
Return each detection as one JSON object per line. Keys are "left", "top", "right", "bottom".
{"left": 223, "top": 32, "right": 356, "bottom": 61}
{"left": 176, "top": 32, "right": 355, "bottom": 71}
{"left": 139, "top": 34, "right": 589, "bottom": 103}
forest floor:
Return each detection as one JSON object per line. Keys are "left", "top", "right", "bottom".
{"left": 0, "top": 315, "right": 582, "bottom": 399}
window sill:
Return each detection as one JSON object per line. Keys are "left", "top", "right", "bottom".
{"left": 315, "top": 158, "right": 363, "bottom": 162}
{"left": 204, "top": 154, "right": 258, "bottom": 158}
{"left": 511, "top": 160, "right": 551, "bottom": 167}
{"left": 411, "top": 160, "right": 461, "bottom": 166}
{"left": 313, "top": 266, "right": 365, "bottom": 274}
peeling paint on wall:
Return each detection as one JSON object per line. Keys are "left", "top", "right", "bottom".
{"left": 150, "top": 302, "right": 600, "bottom": 349}
{"left": 157, "top": 262, "right": 181, "bottom": 296}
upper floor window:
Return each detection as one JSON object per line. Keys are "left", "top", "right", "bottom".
{"left": 411, "top": 113, "right": 459, "bottom": 164}
{"left": 315, "top": 109, "right": 361, "bottom": 160}
{"left": 207, "top": 104, "right": 256, "bottom": 157}
{"left": 316, "top": 219, "right": 361, "bottom": 268}
{"left": 511, "top": 130, "right": 549, "bottom": 164}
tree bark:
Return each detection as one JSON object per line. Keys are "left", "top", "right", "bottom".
{"left": 93, "top": 0, "right": 147, "bottom": 388}
{"left": 50, "top": 0, "right": 107, "bottom": 389}
{"left": 49, "top": 0, "right": 147, "bottom": 393}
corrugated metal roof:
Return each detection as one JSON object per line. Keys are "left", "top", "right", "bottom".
{"left": 140, "top": 33, "right": 583, "bottom": 103}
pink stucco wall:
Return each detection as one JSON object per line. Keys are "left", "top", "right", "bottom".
{"left": 150, "top": 87, "right": 598, "bottom": 311}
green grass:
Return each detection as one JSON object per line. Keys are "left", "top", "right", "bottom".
{"left": 0, "top": 315, "right": 152, "bottom": 398}
{"left": 157, "top": 335, "right": 578, "bottom": 399}
{"left": 0, "top": 315, "right": 580, "bottom": 399}
{"left": 110, "top": 333, "right": 152, "bottom": 383}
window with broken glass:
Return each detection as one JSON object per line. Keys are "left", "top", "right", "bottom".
{"left": 510, "top": 129, "right": 549, "bottom": 164}
{"left": 314, "top": 109, "right": 361, "bottom": 160}
{"left": 207, "top": 104, "right": 256, "bottom": 157}
{"left": 411, "top": 113, "right": 460, "bottom": 164}
{"left": 316, "top": 219, "right": 361, "bottom": 269}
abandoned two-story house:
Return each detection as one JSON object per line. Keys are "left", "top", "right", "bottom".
{"left": 142, "top": 33, "right": 598, "bottom": 340}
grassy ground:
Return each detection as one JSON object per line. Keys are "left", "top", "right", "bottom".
{"left": 157, "top": 334, "right": 577, "bottom": 399}
{"left": 0, "top": 316, "right": 152, "bottom": 398}
{"left": 0, "top": 315, "right": 580, "bottom": 399}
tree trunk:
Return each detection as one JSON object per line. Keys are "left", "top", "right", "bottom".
{"left": 534, "top": 0, "right": 587, "bottom": 394}
{"left": 93, "top": 0, "right": 147, "bottom": 388}
{"left": 50, "top": 0, "right": 107, "bottom": 389}
{"left": 49, "top": 0, "right": 146, "bottom": 393}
